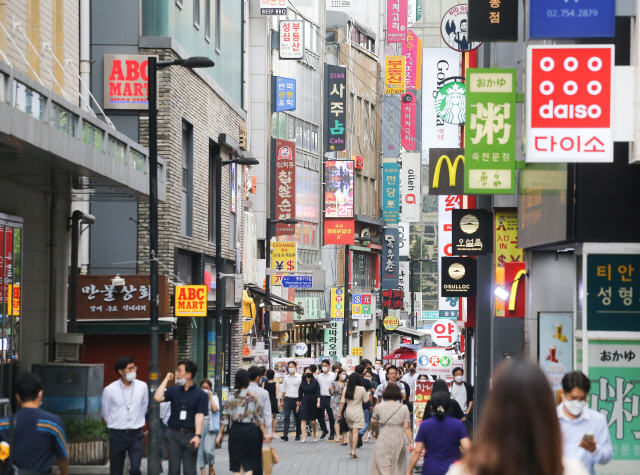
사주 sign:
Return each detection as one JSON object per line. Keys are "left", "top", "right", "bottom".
{"left": 325, "top": 65, "right": 347, "bottom": 152}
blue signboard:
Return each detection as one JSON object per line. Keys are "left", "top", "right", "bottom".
{"left": 273, "top": 76, "right": 296, "bottom": 112}
{"left": 281, "top": 275, "right": 313, "bottom": 288}
{"left": 382, "top": 164, "right": 400, "bottom": 223}
{"left": 530, "top": 0, "right": 615, "bottom": 39}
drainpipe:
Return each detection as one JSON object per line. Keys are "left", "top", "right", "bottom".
{"left": 79, "top": 0, "right": 91, "bottom": 108}
{"left": 48, "top": 191, "right": 58, "bottom": 362}
{"left": 68, "top": 210, "right": 95, "bottom": 334}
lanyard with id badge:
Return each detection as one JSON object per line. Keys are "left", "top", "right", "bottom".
{"left": 120, "top": 381, "right": 135, "bottom": 420}
{"left": 179, "top": 389, "right": 192, "bottom": 421}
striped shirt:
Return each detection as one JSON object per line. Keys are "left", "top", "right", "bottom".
{"left": 0, "top": 408, "right": 69, "bottom": 473}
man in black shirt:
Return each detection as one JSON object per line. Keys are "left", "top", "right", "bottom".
{"left": 154, "top": 360, "right": 209, "bottom": 475}
{"left": 354, "top": 365, "right": 372, "bottom": 447}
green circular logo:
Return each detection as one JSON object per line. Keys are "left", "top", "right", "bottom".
{"left": 440, "top": 356, "right": 451, "bottom": 367}
{"left": 434, "top": 82, "right": 466, "bottom": 125}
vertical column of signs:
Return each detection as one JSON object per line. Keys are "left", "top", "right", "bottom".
{"left": 382, "top": 228, "right": 400, "bottom": 290}
{"left": 382, "top": 164, "right": 400, "bottom": 223}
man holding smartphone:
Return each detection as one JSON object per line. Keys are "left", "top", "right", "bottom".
{"left": 557, "top": 371, "right": 612, "bottom": 475}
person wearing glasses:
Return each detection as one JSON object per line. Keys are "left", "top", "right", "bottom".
{"left": 102, "top": 357, "right": 149, "bottom": 475}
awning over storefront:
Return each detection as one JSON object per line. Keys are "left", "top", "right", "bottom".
{"left": 247, "top": 286, "right": 299, "bottom": 307}
{"left": 77, "top": 317, "right": 175, "bottom": 334}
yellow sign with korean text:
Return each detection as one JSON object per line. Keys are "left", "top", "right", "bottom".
{"left": 494, "top": 210, "right": 523, "bottom": 316}
{"left": 271, "top": 242, "right": 297, "bottom": 273}
{"left": 7, "top": 285, "right": 20, "bottom": 316}
{"left": 385, "top": 56, "right": 406, "bottom": 94}
{"left": 352, "top": 347, "right": 363, "bottom": 357}
{"left": 175, "top": 285, "right": 207, "bottom": 317}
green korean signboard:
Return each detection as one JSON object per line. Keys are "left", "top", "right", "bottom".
{"left": 588, "top": 340, "right": 640, "bottom": 473}
{"left": 465, "top": 68, "right": 516, "bottom": 195}
{"left": 587, "top": 254, "right": 640, "bottom": 332}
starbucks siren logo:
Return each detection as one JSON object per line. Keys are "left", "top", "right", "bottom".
{"left": 435, "top": 82, "right": 466, "bottom": 125}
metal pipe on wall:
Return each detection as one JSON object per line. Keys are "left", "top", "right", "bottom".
{"left": 48, "top": 189, "right": 58, "bottom": 362}
{"left": 79, "top": 0, "right": 91, "bottom": 108}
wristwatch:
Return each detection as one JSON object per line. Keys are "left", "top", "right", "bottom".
{"left": 195, "top": 434, "right": 201, "bottom": 438}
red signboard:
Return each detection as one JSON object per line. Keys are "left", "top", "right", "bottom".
{"left": 504, "top": 262, "right": 526, "bottom": 317}
{"left": 401, "top": 92, "right": 417, "bottom": 150}
{"left": 323, "top": 218, "right": 354, "bottom": 245}
{"left": 275, "top": 139, "right": 296, "bottom": 235}
{"left": 526, "top": 45, "right": 613, "bottom": 163}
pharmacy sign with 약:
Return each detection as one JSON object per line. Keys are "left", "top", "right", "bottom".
{"left": 175, "top": 285, "right": 207, "bottom": 317}
{"left": 526, "top": 45, "right": 614, "bottom": 163}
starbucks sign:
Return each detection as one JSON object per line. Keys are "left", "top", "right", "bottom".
{"left": 435, "top": 81, "right": 466, "bottom": 125}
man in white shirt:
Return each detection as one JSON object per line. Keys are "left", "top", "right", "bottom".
{"left": 102, "top": 357, "right": 149, "bottom": 475}
{"left": 375, "top": 359, "right": 387, "bottom": 383}
{"left": 280, "top": 360, "right": 302, "bottom": 441}
{"left": 375, "top": 365, "right": 406, "bottom": 403}
{"left": 317, "top": 359, "right": 337, "bottom": 440}
{"left": 557, "top": 371, "right": 612, "bottom": 475}
{"left": 248, "top": 366, "right": 273, "bottom": 436}
{"left": 401, "top": 364, "right": 419, "bottom": 426}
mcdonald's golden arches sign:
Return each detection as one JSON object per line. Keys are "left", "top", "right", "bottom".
{"left": 428, "top": 148, "right": 465, "bottom": 195}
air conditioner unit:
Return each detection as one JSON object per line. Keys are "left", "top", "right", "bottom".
{"left": 55, "top": 333, "right": 84, "bottom": 363}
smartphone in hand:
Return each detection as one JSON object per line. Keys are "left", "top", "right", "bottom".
{"left": 582, "top": 433, "right": 595, "bottom": 442}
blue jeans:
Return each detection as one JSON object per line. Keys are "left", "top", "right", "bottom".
{"left": 359, "top": 408, "right": 370, "bottom": 435}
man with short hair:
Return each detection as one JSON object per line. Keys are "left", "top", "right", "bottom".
{"left": 317, "top": 359, "right": 336, "bottom": 439}
{"left": 154, "top": 360, "right": 209, "bottom": 475}
{"left": 0, "top": 373, "right": 69, "bottom": 475}
{"left": 248, "top": 366, "right": 273, "bottom": 435}
{"left": 280, "top": 360, "right": 302, "bottom": 441}
{"left": 451, "top": 367, "right": 474, "bottom": 424}
{"left": 374, "top": 359, "right": 387, "bottom": 383}
{"left": 558, "top": 371, "right": 612, "bottom": 475}
{"left": 375, "top": 365, "right": 406, "bottom": 404}
{"left": 102, "top": 356, "right": 149, "bottom": 475}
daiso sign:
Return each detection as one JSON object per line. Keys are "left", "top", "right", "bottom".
{"left": 104, "top": 54, "right": 157, "bottom": 110}
{"left": 526, "top": 45, "right": 613, "bottom": 163}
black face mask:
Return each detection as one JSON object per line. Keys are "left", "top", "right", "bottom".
{"left": 305, "top": 374, "right": 312, "bottom": 379}
{"left": 410, "top": 368, "right": 415, "bottom": 374}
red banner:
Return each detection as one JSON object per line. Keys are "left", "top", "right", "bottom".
{"left": 323, "top": 218, "right": 354, "bottom": 245}
{"left": 401, "top": 92, "right": 417, "bottom": 150}
{"left": 275, "top": 139, "right": 296, "bottom": 235}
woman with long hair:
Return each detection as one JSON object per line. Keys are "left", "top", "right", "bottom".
{"left": 407, "top": 391, "right": 470, "bottom": 475}
{"left": 371, "top": 383, "right": 414, "bottom": 475}
{"left": 329, "top": 369, "right": 348, "bottom": 444}
{"left": 423, "top": 379, "right": 465, "bottom": 420}
{"left": 296, "top": 367, "right": 321, "bottom": 442}
{"left": 445, "top": 360, "right": 588, "bottom": 475}
{"left": 216, "top": 370, "right": 268, "bottom": 475}
{"left": 338, "top": 372, "right": 369, "bottom": 458}
{"left": 261, "top": 369, "right": 279, "bottom": 438}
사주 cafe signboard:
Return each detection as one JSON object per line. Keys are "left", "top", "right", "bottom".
{"left": 324, "top": 65, "right": 347, "bottom": 152}
{"left": 104, "top": 54, "right": 157, "bottom": 110}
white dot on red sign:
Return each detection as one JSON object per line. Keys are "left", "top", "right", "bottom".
{"left": 564, "top": 57, "right": 578, "bottom": 72}
{"left": 540, "top": 57, "right": 554, "bottom": 71}
{"left": 587, "top": 81, "right": 602, "bottom": 95}
{"left": 540, "top": 81, "right": 554, "bottom": 96}
{"left": 588, "top": 57, "right": 602, "bottom": 72}
{"left": 563, "top": 81, "right": 578, "bottom": 96}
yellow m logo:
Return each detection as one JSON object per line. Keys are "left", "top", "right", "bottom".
{"left": 432, "top": 154, "right": 465, "bottom": 189}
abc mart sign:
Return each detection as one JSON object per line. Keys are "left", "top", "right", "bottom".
{"left": 526, "top": 45, "right": 613, "bottom": 163}
{"left": 416, "top": 348, "right": 453, "bottom": 377}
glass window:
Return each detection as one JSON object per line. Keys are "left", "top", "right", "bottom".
{"left": 194, "top": 0, "right": 200, "bottom": 28}
{"left": 312, "top": 125, "right": 318, "bottom": 154}
{"left": 181, "top": 120, "right": 194, "bottom": 236}
{"left": 108, "top": 136, "right": 126, "bottom": 163}
{"left": 287, "top": 114, "right": 296, "bottom": 141}
{"left": 295, "top": 118, "right": 303, "bottom": 149}
{"left": 51, "top": 103, "right": 77, "bottom": 136}
{"left": 295, "top": 167, "right": 320, "bottom": 223}
{"left": 205, "top": 0, "right": 210, "bottom": 40}
{"left": 82, "top": 121, "right": 104, "bottom": 151}
{"left": 326, "top": 30, "right": 336, "bottom": 43}
{"left": 14, "top": 81, "right": 45, "bottom": 120}
{"left": 303, "top": 121, "right": 311, "bottom": 151}
{"left": 131, "top": 148, "right": 145, "bottom": 172}
{"left": 272, "top": 112, "right": 277, "bottom": 137}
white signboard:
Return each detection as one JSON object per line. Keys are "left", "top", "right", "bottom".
{"left": 416, "top": 348, "right": 454, "bottom": 378}
{"left": 438, "top": 195, "right": 461, "bottom": 319}
{"left": 413, "top": 291, "right": 423, "bottom": 318}
{"left": 399, "top": 261, "right": 411, "bottom": 310}
{"left": 422, "top": 48, "right": 461, "bottom": 165}
{"left": 279, "top": 20, "right": 304, "bottom": 60}
{"left": 430, "top": 320, "right": 459, "bottom": 346}
{"left": 440, "top": 4, "right": 481, "bottom": 53}
{"left": 525, "top": 45, "right": 614, "bottom": 163}
{"left": 260, "top": 0, "right": 287, "bottom": 15}
{"left": 398, "top": 223, "right": 410, "bottom": 257}
{"left": 294, "top": 341, "right": 308, "bottom": 355}
{"left": 329, "top": 0, "right": 351, "bottom": 6}
{"left": 401, "top": 152, "right": 421, "bottom": 222}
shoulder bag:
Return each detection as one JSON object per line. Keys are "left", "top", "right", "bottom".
{"left": 369, "top": 403, "right": 404, "bottom": 440}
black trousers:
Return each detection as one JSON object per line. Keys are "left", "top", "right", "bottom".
{"left": 317, "top": 396, "right": 335, "bottom": 435}
{"left": 109, "top": 429, "right": 144, "bottom": 475}
{"left": 282, "top": 397, "right": 301, "bottom": 436}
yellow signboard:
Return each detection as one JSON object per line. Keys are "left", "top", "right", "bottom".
{"left": 385, "top": 56, "right": 406, "bottom": 95}
{"left": 352, "top": 347, "right": 363, "bottom": 357}
{"left": 383, "top": 315, "right": 399, "bottom": 331}
{"left": 494, "top": 210, "right": 524, "bottom": 316}
{"left": 271, "top": 242, "right": 297, "bottom": 273}
{"left": 7, "top": 285, "right": 20, "bottom": 316}
{"left": 175, "top": 285, "right": 207, "bottom": 317}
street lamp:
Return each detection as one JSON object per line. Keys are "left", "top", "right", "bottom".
{"left": 147, "top": 55, "right": 214, "bottom": 475}
{"left": 264, "top": 217, "right": 299, "bottom": 359}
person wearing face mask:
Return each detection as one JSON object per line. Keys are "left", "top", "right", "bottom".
{"left": 317, "top": 359, "right": 337, "bottom": 440}
{"left": 330, "top": 369, "right": 348, "bottom": 444}
{"left": 280, "top": 360, "right": 302, "bottom": 441}
{"left": 102, "top": 356, "right": 148, "bottom": 475}
{"left": 297, "top": 369, "right": 321, "bottom": 442}
{"left": 375, "top": 359, "right": 387, "bottom": 383}
{"left": 557, "top": 371, "right": 612, "bottom": 475}
{"left": 451, "top": 367, "right": 474, "bottom": 432}
{"left": 401, "top": 364, "right": 419, "bottom": 427}
{"left": 375, "top": 365, "right": 406, "bottom": 404}
{"left": 363, "top": 359, "right": 380, "bottom": 384}
{"left": 154, "top": 360, "right": 209, "bottom": 475}
{"left": 197, "top": 378, "right": 220, "bottom": 475}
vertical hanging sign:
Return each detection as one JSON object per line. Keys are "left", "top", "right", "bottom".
{"left": 407, "top": 0, "right": 422, "bottom": 27}
{"left": 272, "top": 76, "right": 296, "bottom": 112}
{"left": 401, "top": 92, "right": 417, "bottom": 150}
{"left": 382, "top": 163, "right": 400, "bottom": 223}
{"left": 383, "top": 97, "right": 401, "bottom": 158}
{"left": 382, "top": 228, "right": 400, "bottom": 289}
{"left": 386, "top": 0, "right": 408, "bottom": 43}
{"left": 465, "top": 68, "right": 517, "bottom": 194}
{"left": 385, "top": 56, "right": 406, "bottom": 95}
{"left": 400, "top": 153, "right": 421, "bottom": 222}
{"left": 402, "top": 32, "right": 422, "bottom": 90}
{"left": 438, "top": 195, "right": 461, "bottom": 319}
{"left": 324, "top": 65, "right": 347, "bottom": 152}
{"left": 274, "top": 139, "right": 296, "bottom": 235}
{"left": 279, "top": 20, "right": 304, "bottom": 60}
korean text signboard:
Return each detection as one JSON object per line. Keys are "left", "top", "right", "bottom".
{"left": 324, "top": 321, "right": 343, "bottom": 359}
{"left": 494, "top": 210, "right": 523, "bottom": 317}
{"left": 383, "top": 97, "right": 401, "bottom": 158}
{"left": 438, "top": 195, "right": 461, "bottom": 318}
{"left": 382, "top": 289, "right": 404, "bottom": 310}
{"left": 271, "top": 242, "right": 297, "bottom": 273}
{"left": 175, "top": 285, "right": 207, "bottom": 317}
{"left": 401, "top": 153, "right": 420, "bottom": 222}
{"left": 274, "top": 139, "right": 296, "bottom": 235}
{"left": 260, "top": 0, "right": 287, "bottom": 15}
{"left": 279, "top": 20, "right": 304, "bottom": 60}
{"left": 385, "top": 56, "right": 406, "bottom": 95}
{"left": 587, "top": 255, "right": 640, "bottom": 332}
{"left": 382, "top": 228, "right": 400, "bottom": 289}
{"left": 386, "top": 0, "right": 408, "bottom": 43}
{"left": 429, "top": 148, "right": 465, "bottom": 196}
{"left": 401, "top": 92, "right": 418, "bottom": 150}
{"left": 465, "top": 68, "right": 517, "bottom": 194}
{"left": 588, "top": 340, "right": 640, "bottom": 474}
{"left": 331, "top": 287, "right": 345, "bottom": 322}
{"left": 77, "top": 275, "right": 169, "bottom": 319}
{"left": 440, "top": 4, "right": 481, "bottom": 53}
{"left": 324, "top": 161, "right": 354, "bottom": 217}
{"left": 468, "top": 0, "right": 518, "bottom": 42}
{"left": 324, "top": 218, "right": 355, "bottom": 245}
{"left": 351, "top": 294, "right": 372, "bottom": 320}
{"left": 526, "top": 45, "right": 614, "bottom": 163}
{"left": 324, "top": 65, "right": 347, "bottom": 152}
{"left": 382, "top": 164, "right": 400, "bottom": 223}
{"left": 402, "top": 32, "right": 422, "bottom": 90}
{"left": 407, "top": 0, "right": 422, "bottom": 27}
{"left": 441, "top": 257, "right": 477, "bottom": 297}
{"left": 272, "top": 76, "right": 296, "bottom": 112}
{"left": 451, "top": 209, "right": 493, "bottom": 255}
{"left": 529, "top": 0, "right": 615, "bottom": 39}
{"left": 383, "top": 315, "right": 400, "bottom": 331}
{"left": 104, "top": 55, "right": 155, "bottom": 110}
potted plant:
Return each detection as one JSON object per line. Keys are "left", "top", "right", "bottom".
{"left": 64, "top": 419, "right": 109, "bottom": 465}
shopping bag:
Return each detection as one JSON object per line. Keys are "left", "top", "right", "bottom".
{"left": 270, "top": 446, "right": 279, "bottom": 464}
{"left": 262, "top": 447, "right": 273, "bottom": 475}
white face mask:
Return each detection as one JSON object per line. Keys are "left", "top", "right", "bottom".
{"left": 202, "top": 388, "right": 210, "bottom": 394}
{"left": 375, "top": 364, "right": 381, "bottom": 370}
{"left": 176, "top": 377, "right": 187, "bottom": 386}
{"left": 125, "top": 372, "right": 136, "bottom": 382}
{"left": 454, "top": 376, "right": 463, "bottom": 383}
{"left": 340, "top": 374, "right": 347, "bottom": 381}
{"left": 288, "top": 367, "right": 296, "bottom": 374}
{"left": 322, "top": 366, "right": 329, "bottom": 373}
{"left": 564, "top": 399, "right": 587, "bottom": 416}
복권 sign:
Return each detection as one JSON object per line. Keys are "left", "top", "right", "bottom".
{"left": 440, "top": 4, "right": 481, "bottom": 52}
{"left": 526, "top": 45, "right": 614, "bottom": 163}
{"left": 104, "top": 54, "right": 156, "bottom": 110}
{"left": 279, "top": 20, "right": 304, "bottom": 60}
{"left": 175, "top": 285, "right": 207, "bottom": 317}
